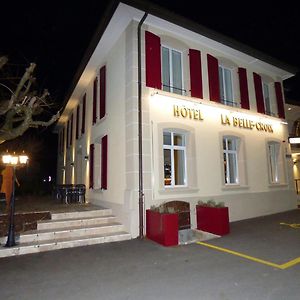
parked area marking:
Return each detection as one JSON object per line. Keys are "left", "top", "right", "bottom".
{"left": 197, "top": 242, "right": 300, "bottom": 270}
{"left": 280, "top": 222, "right": 300, "bottom": 229}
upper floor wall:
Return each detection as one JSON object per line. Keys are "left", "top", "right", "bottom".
{"left": 144, "top": 27, "right": 286, "bottom": 119}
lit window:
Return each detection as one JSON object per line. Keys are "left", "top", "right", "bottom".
{"left": 219, "top": 65, "right": 235, "bottom": 106}
{"left": 162, "top": 46, "right": 183, "bottom": 95}
{"left": 223, "top": 136, "right": 239, "bottom": 184}
{"left": 163, "top": 131, "right": 186, "bottom": 187}
{"left": 267, "top": 142, "right": 280, "bottom": 183}
{"left": 263, "top": 82, "right": 272, "bottom": 116}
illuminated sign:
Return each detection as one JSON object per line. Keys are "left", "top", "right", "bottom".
{"left": 173, "top": 105, "right": 204, "bottom": 121}
{"left": 221, "top": 114, "right": 273, "bottom": 133}
{"left": 173, "top": 104, "right": 273, "bottom": 133}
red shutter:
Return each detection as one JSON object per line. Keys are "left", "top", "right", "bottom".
{"left": 189, "top": 49, "right": 203, "bottom": 99}
{"left": 145, "top": 31, "right": 161, "bottom": 89}
{"left": 81, "top": 94, "right": 86, "bottom": 135}
{"left": 253, "top": 72, "right": 265, "bottom": 114}
{"left": 66, "top": 120, "right": 70, "bottom": 148}
{"left": 70, "top": 114, "right": 73, "bottom": 146}
{"left": 238, "top": 68, "right": 250, "bottom": 110}
{"left": 76, "top": 105, "right": 80, "bottom": 139}
{"left": 274, "top": 82, "right": 285, "bottom": 119}
{"left": 99, "top": 65, "right": 106, "bottom": 120}
{"left": 207, "top": 54, "right": 220, "bottom": 102}
{"left": 62, "top": 127, "right": 65, "bottom": 153}
{"left": 58, "top": 131, "right": 61, "bottom": 153}
{"left": 101, "top": 135, "right": 108, "bottom": 190}
{"left": 89, "top": 144, "right": 94, "bottom": 189}
{"left": 93, "top": 78, "right": 97, "bottom": 125}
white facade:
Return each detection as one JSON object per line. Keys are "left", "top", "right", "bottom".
{"left": 56, "top": 2, "right": 297, "bottom": 238}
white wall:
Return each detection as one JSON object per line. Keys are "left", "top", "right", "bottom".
{"left": 143, "top": 25, "right": 297, "bottom": 227}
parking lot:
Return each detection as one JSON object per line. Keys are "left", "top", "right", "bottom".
{"left": 0, "top": 209, "right": 299, "bottom": 300}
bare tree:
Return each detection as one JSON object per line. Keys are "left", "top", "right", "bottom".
{"left": 0, "top": 56, "right": 60, "bottom": 144}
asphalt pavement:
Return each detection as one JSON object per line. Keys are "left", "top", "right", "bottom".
{"left": 0, "top": 209, "right": 299, "bottom": 300}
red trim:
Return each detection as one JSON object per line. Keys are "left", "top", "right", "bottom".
{"left": 238, "top": 68, "right": 250, "bottom": 110}
{"left": 145, "top": 31, "right": 161, "bottom": 89}
{"left": 89, "top": 144, "right": 94, "bottom": 189}
{"left": 81, "top": 94, "right": 86, "bottom": 135}
{"left": 70, "top": 114, "right": 73, "bottom": 146}
{"left": 93, "top": 78, "right": 97, "bottom": 125}
{"left": 61, "top": 130, "right": 64, "bottom": 153}
{"left": 189, "top": 49, "right": 203, "bottom": 99}
{"left": 207, "top": 54, "right": 220, "bottom": 102}
{"left": 101, "top": 135, "right": 108, "bottom": 190}
{"left": 76, "top": 105, "right": 80, "bottom": 139}
{"left": 274, "top": 82, "right": 285, "bottom": 119}
{"left": 99, "top": 65, "right": 106, "bottom": 120}
{"left": 66, "top": 120, "right": 70, "bottom": 148}
{"left": 253, "top": 72, "right": 265, "bottom": 114}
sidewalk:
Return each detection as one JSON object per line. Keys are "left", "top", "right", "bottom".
{"left": 0, "top": 209, "right": 299, "bottom": 300}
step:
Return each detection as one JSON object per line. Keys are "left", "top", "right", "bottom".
{"left": 51, "top": 209, "right": 112, "bottom": 220}
{"left": 19, "top": 222, "right": 125, "bottom": 243}
{"left": 37, "top": 215, "right": 117, "bottom": 230}
{"left": 0, "top": 231, "right": 131, "bottom": 258}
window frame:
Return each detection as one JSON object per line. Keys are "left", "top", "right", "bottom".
{"left": 262, "top": 81, "right": 272, "bottom": 116}
{"left": 218, "top": 64, "right": 235, "bottom": 107}
{"left": 163, "top": 130, "right": 187, "bottom": 188}
{"left": 223, "top": 136, "right": 239, "bottom": 185}
{"left": 267, "top": 141, "right": 280, "bottom": 184}
{"left": 161, "top": 45, "right": 184, "bottom": 95}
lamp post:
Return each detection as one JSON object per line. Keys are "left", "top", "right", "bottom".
{"left": 1, "top": 152, "right": 29, "bottom": 247}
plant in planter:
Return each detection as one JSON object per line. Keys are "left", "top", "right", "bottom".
{"left": 146, "top": 204, "right": 178, "bottom": 246}
{"left": 196, "top": 199, "right": 230, "bottom": 236}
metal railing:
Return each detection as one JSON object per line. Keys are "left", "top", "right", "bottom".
{"left": 55, "top": 184, "right": 86, "bottom": 204}
{"left": 162, "top": 84, "right": 187, "bottom": 95}
{"left": 220, "top": 99, "right": 239, "bottom": 107}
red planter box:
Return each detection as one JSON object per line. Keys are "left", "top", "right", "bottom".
{"left": 196, "top": 205, "right": 230, "bottom": 236}
{"left": 146, "top": 209, "right": 178, "bottom": 246}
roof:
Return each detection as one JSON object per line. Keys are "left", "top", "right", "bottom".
{"left": 55, "top": 0, "right": 298, "bottom": 130}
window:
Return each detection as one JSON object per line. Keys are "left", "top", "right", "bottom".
{"left": 267, "top": 142, "right": 280, "bottom": 183}
{"left": 263, "top": 82, "right": 272, "bottom": 116}
{"left": 223, "top": 137, "right": 239, "bottom": 184}
{"left": 163, "top": 131, "right": 186, "bottom": 187}
{"left": 90, "top": 136, "right": 108, "bottom": 190}
{"left": 162, "top": 46, "right": 183, "bottom": 95}
{"left": 219, "top": 65, "right": 235, "bottom": 106}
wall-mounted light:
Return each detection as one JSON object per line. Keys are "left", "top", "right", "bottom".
{"left": 84, "top": 155, "right": 89, "bottom": 161}
{"left": 70, "top": 162, "right": 74, "bottom": 167}
{"left": 289, "top": 137, "right": 300, "bottom": 144}
{"left": 62, "top": 166, "right": 65, "bottom": 171}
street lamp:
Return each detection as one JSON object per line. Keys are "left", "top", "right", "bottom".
{"left": 1, "top": 151, "right": 29, "bottom": 247}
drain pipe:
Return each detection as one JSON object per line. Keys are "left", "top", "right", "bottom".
{"left": 137, "top": 12, "right": 148, "bottom": 239}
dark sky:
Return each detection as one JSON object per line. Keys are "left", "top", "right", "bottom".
{"left": 1, "top": 0, "right": 300, "bottom": 104}
{"left": 1, "top": 0, "right": 300, "bottom": 181}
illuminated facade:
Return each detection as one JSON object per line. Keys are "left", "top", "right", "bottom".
{"left": 56, "top": 1, "right": 298, "bottom": 238}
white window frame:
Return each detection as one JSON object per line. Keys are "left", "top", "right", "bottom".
{"left": 263, "top": 81, "right": 272, "bottom": 116}
{"left": 163, "top": 130, "right": 187, "bottom": 188}
{"left": 93, "top": 143, "right": 102, "bottom": 189}
{"left": 219, "top": 65, "right": 235, "bottom": 106}
{"left": 267, "top": 141, "right": 280, "bottom": 183}
{"left": 161, "top": 45, "right": 184, "bottom": 95}
{"left": 223, "top": 136, "right": 239, "bottom": 185}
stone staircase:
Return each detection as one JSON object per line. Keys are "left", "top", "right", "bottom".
{"left": 0, "top": 208, "right": 131, "bottom": 258}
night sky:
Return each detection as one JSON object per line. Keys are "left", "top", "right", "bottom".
{"left": 1, "top": 0, "right": 300, "bottom": 183}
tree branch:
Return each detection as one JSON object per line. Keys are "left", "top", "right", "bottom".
{"left": 0, "top": 56, "right": 8, "bottom": 69}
